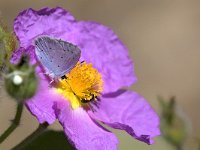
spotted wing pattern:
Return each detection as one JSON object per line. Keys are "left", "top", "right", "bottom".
{"left": 34, "top": 36, "right": 81, "bottom": 79}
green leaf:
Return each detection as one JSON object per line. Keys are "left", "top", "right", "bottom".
{"left": 20, "top": 130, "right": 74, "bottom": 150}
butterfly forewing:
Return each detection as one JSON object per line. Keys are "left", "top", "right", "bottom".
{"left": 34, "top": 36, "right": 81, "bottom": 79}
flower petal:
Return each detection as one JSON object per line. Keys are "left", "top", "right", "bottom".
{"left": 25, "top": 76, "right": 62, "bottom": 124}
{"left": 89, "top": 90, "right": 160, "bottom": 144}
{"left": 10, "top": 46, "right": 36, "bottom": 64}
{"left": 14, "top": 7, "right": 137, "bottom": 93}
{"left": 14, "top": 7, "right": 75, "bottom": 48}
{"left": 76, "top": 21, "right": 137, "bottom": 93}
{"left": 55, "top": 100, "right": 118, "bottom": 150}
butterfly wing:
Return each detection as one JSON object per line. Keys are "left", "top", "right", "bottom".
{"left": 34, "top": 36, "right": 81, "bottom": 78}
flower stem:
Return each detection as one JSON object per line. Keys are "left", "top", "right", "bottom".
{"left": 11, "top": 122, "right": 49, "bottom": 150}
{"left": 0, "top": 102, "right": 23, "bottom": 144}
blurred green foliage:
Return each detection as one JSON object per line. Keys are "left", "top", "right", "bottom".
{"left": 0, "top": 19, "right": 17, "bottom": 71}
{"left": 159, "top": 97, "right": 187, "bottom": 150}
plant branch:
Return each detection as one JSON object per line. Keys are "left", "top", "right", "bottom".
{"left": 0, "top": 103, "right": 23, "bottom": 144}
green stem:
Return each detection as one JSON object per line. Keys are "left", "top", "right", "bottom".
{"left": 12, "top": 123, "right": 49, "bottom": 150}
{"left": 0, "top": 103, "right": 23, "bottom": 144}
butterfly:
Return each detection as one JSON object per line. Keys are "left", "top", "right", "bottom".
{"left": 34, "top": 36, "right": 81, "bottom": 81}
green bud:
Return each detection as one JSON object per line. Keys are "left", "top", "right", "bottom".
{"left": 159, "top": 97, "right": 188, "bottom": 149}
{"left": 4, "top": 55, "right": 38, "bottom": 102}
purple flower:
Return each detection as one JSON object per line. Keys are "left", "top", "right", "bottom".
{"left": 11, "top": 7, "right": 160, "bottom": 150}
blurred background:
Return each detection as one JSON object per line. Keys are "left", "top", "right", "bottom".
{"left": 0, "top": 0, "right": 200, "bottom": 149}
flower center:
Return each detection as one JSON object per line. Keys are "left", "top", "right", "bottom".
{"left": 56, "top": 62, "right": 103, "bottom": 109}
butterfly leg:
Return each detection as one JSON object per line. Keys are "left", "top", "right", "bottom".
{"left": 48, "top": 79, "right": 55, "bottom": 88}
{"left": 38, "top": 72, "right": 48, "bottom": 76}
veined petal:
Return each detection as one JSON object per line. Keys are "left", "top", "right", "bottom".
{"left": 14, "top": 7, "right": 75, "bottom": 48}
{"left": 89, "top": 90, "right": 160, "bottom": 144}
{"left": 76, "top": 21, "right": 137, "bottom": 93}
{"left": 55, "top": 100, "right": 118, "bottom": 150}
{"left": 25, "top": 73, "right": 62, "bottom": 124}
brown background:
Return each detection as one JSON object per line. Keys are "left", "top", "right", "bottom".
{"left": 0, "top": 0, "right": 200, "bottom": 149}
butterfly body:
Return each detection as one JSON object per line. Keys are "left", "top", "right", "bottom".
{"left": 34, "top": 36, "right": 81, "bottom": 80}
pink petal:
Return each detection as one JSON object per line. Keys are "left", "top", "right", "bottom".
{"left": 14, "top": 7, "right": 75, "bottom": 49}
{"left": 55, "top": 100, "right": 118, "bottom": 150}
{"left": 25, "top": 73, "right": 62, "bottom": 124}
{"left": 76, "top": 21, "right": 137, "bottom": 93}
{"left": 89, "top": 90, "right": 160, "bottom": 144}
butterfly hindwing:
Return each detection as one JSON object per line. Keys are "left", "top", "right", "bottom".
{"left": 34, "top": 36, "right": 81, "bottom": 78}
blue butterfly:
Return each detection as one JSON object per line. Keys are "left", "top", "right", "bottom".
{"left": 34, "top": 36, "right": 81, "bottom": 80}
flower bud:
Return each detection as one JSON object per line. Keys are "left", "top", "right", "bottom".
{"left": 159, "top": 97, "right": 188, "bottom": 149}
{"left": 4, "top": 55, "right": 38, "bottom": 102}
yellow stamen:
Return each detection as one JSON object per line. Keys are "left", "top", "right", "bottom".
{"left": 56, "top": 62, "right": 103, "bottom": 109}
